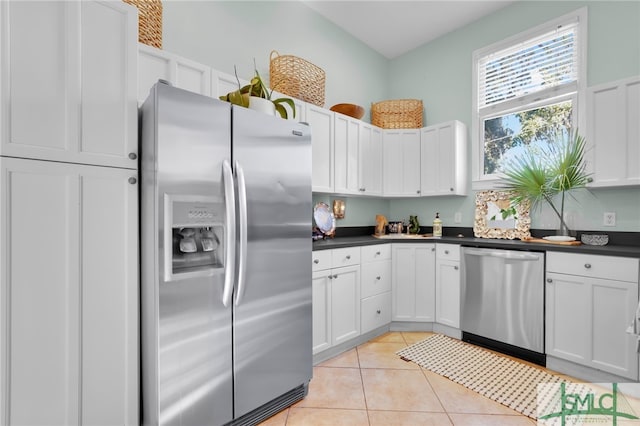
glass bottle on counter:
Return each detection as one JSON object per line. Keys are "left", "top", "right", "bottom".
{"left": 433, "top": 212, "right": 442, "bottom": 237}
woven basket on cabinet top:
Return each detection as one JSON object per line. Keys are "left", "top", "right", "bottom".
{"left": 371, "top": 99, "right": 423, "bottom": 129}
{"left": 122, "top": 0, "right": 163, "bottom": 49}
{"left": 269, "top": 50, "right": 326, "bottom": 107}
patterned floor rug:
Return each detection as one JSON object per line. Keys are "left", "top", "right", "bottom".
{"left": 396, "top": 334, "right": 567, "bottom": 419}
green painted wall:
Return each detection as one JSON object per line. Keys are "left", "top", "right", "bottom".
{"left": 163, "top": 1, "right": 640, "bottom": 232}
{"left": 162, "top": 1, "right": 389, "bottom": 120}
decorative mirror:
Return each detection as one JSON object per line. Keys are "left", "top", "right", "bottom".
{"left": 473, "top": 190, "right": 531, "bottom": 239}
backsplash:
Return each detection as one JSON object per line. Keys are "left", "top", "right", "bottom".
{"left": 313, "top": 186, "right": 640, "bottom": 233}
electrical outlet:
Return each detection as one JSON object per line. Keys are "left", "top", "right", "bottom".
{"left": 454, "top": 212, "right": 462, "bottom": 223}
{"left": 603, "top": 212, "right": 616, "bottom": 227}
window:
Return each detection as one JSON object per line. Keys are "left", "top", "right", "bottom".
{"left": 472, "top": 8, "right": 587, "bottom": 188}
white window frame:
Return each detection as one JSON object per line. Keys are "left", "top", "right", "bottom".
{"left": 471, "top": 7, "right": 588, "bottom": 190}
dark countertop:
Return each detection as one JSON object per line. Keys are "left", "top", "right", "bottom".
{"left": 312, "top": 233, "right": 640, "bottom": 258}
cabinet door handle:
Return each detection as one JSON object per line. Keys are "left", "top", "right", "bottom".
{"left": 346, "top": 255, "right": 351, "bottom": 260}
{"left": 416, "top": 190, "right": 420, "bottom": 194}
{"left": 376, "top": 251, "right": 381, "bottom": 256}
{"left": 584, "top": 263, "right": 592, "bottom": 269}
{"left": 328, "top": 275, "right": 333, "bottom": 280}
{"left": 128, "top": 152, "right": 137, "bottom": 160}
{"left": 454, "top": 266, "right": 459, "bottom": 270}
{"left": 376, "top": 309, "right": 381, "bottom": 314}
{"left": 431, "top": 248, "right": 435, "bottom": 252}
{"left": 445, "top": 250, "right": 449, "bottom": 254}
{"left": 450, "top": 187, "right": 454, "bottom": 191}
{"left": 313, "top": 259, "right": 319, "bottom": 264}
{"left": 128, "top": 177, "right": 137, "bottom": 185}
{"left": 376, "top": 276, "right": 381, "bottom": 280}
{"left": 333, "top": 274, "right": 338, "bottom": 279}
{"left": 547, "top": 278, "right": 553, "bottom": 283}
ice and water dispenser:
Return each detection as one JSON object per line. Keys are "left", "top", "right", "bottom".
{"left": 164, "top": 194, "right": 224, "bottom": 281}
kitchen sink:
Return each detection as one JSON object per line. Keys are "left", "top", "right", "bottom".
{"left": 372, "top": 234, "right": 438, "bottom": 239}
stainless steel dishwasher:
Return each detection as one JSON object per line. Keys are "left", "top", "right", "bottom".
{"left": 461, "top": 247, "right": 545, "bottom": 365}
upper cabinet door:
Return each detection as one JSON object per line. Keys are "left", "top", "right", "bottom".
{"left": 0, "top": 1, "right": 138, "bottom": 169}
{"left": 359, "top": 124, "right": 383, "bottom": 196}
{"left": 81, "top": 1, "right": 138, "bottom": 168}
{"left": 306, "top": 104, "right": 334, "bottom": 193}
{"left": 586, "top": 76, "right": 640, "bottom": 187}
{"left": 138, "top": 44, "right": 172, "bottom": 103}
{"left": 420, "top": 120, "right": 467, "bottom": 196}
{"left": 334, "top": 113, "right": 360, "bottom": 195}
{"left": 382, "top": 129, "right": 421, "bottom": 197}
{"left": 139, "top": 43, "right": 211, "bottom": 105}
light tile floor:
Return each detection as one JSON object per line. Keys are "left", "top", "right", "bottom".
{"left": 259, "top": 331, "right": 541, "bottom": 426}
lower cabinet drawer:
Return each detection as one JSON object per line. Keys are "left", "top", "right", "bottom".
{"left": 361, "top": 292, "right": 391, "bottom": 334}
{"left": 361, "top": 260, "right": 391, "bottom": 299}
{"left": 547, "top": 252, "right": 639, "bottom": 282}
{"left": 312, "top": 250, "right": 332, "bottom": 272}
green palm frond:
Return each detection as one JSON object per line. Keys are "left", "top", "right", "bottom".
{"left": 500, "top": 145, "right": 554, "bottom": 210}
{"left": 499, "top": 131, "right": 591, "bottom": 232}
{"left": 547, "top": 133, "right": 590, "bottom": 192}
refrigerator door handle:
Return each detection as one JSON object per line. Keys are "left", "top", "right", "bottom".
{"left": 235, "top": 160, "right": 249, "bottom": 306}
{"left": 222, "top": 160, "right": 236, "bottom": 307}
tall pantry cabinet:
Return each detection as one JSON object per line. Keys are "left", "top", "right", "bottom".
{"left": 0, "top": 2, "right": 139, "bottom": 425}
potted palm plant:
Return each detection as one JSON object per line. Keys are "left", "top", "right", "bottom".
{"left": 220, "top": 63, "right": 296, "bottom": 119}
{"left": 499, "top": 131, "right": 591, "bottom": 236}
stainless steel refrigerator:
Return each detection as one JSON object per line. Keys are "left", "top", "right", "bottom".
{"left": 139, "top": 81, "right": 312, "bottom": 426}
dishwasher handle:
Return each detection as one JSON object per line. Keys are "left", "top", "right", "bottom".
{"left": 463, "top": 248, "right": 541, "bottom": 261}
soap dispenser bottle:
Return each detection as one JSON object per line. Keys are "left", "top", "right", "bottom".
{"left": 433, "top": 212, "right": 442, "bottom": 237}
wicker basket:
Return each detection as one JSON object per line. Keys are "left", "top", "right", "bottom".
{"left": 269, "top": 51, "right": 326, "bottom": 107}
{"left": 123, "top": 0, "right": 163, "bottom": 49}
{"left": 371, "top": 99, "right": 423, "bottom": 129}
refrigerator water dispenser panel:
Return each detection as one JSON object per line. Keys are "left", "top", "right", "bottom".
{"left": 164, "top": 194, "right": 224, "bottom": 281}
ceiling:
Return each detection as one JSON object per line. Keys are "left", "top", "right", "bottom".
{"left": 301, "top": 1, "right": 517, "bottom": 59}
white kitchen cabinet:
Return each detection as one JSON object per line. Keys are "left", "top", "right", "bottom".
{"left": 360, "top": 245, "right": 392, "bottom": 333}
{"left": 382, "top": 129, "right": 421, "bottom": 197}
{"left": 359, "top": 124, "right": 383, "bottom": 196}
{"left": 435, "top": 244, "right": 461, "bottom": 328}
{"left": 586, "top": 76, "right": 640, "bottom": 187}
{"left": 311, "top": 248, "right": 361, "bottom": 353}
{"left": 311, "top": 250, "right": 332, "bottom": 353}
{"left": 420, "top": 120, "right": 468, "bottom": 196}
{"left": 0, "top": 157, "right": 139, "bottom": 425}
{"left": 331, "top": 264, "right": 361, "bottom": 345}
{"left": 307, "top": 105, "right": 335, "bottom": 193}
{"left": 0, "top": 1, "right": 138, "bottom": 169}
{"left": 334, "top": 112, "right": 361, "bottom": 195}
{"left": 334, "top": 114, "right": 384, "bottom": 196}
{"left": 546, "top": 252, "right": 639, "bottom": 380}
{"left": 391, "top": 243, "right": 436, "bottom": 321}
{"left": 312, "top": 270, "right": 332, "bottom": 354}
{"left": 138, "top": 43, "right": 212, "bottom": 103}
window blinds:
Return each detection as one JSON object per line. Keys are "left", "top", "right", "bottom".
{"left": 478, "top": 22, "right": 578, "bottom": 109}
